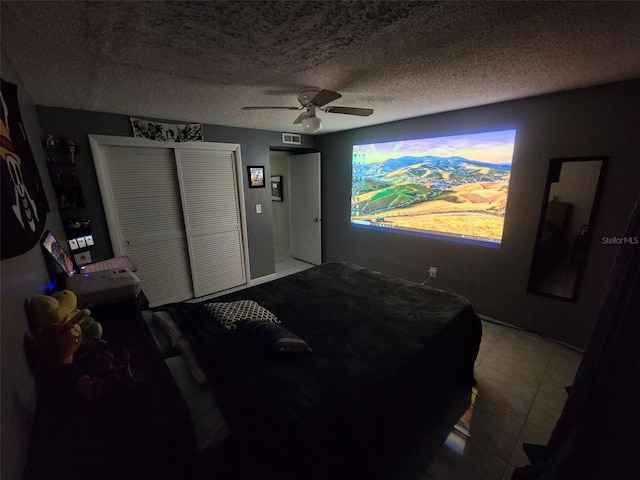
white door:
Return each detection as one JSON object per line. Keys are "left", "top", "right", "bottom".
{"left": 289, "top": 153, "right": 322, "bottom": 264}
{"left": 175, "top": 149, "right": 247, "bottom": 297}
{"left": 90, "top": 136, "right": 250, "bottom": 307}
{"left": 98, "top": 145, "right": 194, "bottom": 306}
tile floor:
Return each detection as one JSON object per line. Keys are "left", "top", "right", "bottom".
{"left": 194, "top": 248, "right": 312, "bottom": 302}
{"left": 417, "top": 319, "right": 583, "bottom": 480}
{"left": 274, "top": 246, "right": 314, "bottom": 279}
{"left": 204, "top": 253, "right": 583, "bottom": 480}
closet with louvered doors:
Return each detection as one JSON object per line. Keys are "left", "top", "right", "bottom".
{"left": 89, "top": 136, "right": 250, "bottom": 307}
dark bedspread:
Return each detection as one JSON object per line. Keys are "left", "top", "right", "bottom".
{"left": 162, "top": 262, "right": 481, "bottom": 479}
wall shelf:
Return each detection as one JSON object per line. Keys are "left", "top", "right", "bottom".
{"left": 44, "top": 134, "right": 93, "bottom": 255}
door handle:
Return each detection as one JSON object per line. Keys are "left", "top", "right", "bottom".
{"left": 313, "top": 217, "right": 320, "bottom": 223}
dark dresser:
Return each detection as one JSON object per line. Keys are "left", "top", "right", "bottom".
{"left": 24, "top": 298, "right": 198, "bottom": 479}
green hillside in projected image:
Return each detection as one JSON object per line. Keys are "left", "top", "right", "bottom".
{"left": 351, "top": 129, "right": 516, "bottom": 245}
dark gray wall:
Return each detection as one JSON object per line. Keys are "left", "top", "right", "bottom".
{"left": 318, "top": 79, "right": 640, "bottom": 348}
{"left": 1, "top": 52, "right": 67, "bottom": 480}
{"left": 35, "top": 107, "right": 316, "bottom": 280}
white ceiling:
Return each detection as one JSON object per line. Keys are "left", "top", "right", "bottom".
{"left": 2, "top": 1, "right": 639, "bottom": 135}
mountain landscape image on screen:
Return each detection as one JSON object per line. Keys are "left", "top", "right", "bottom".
{"left": 351, "top": 129, "right": 517, "bottom": 246}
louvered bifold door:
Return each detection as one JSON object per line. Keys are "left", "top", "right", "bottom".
{"left": 175, "top": 149, "right": 246, "bottom": 298}
{"left": 102, "top": 146, "right": 194, "bottom": 306}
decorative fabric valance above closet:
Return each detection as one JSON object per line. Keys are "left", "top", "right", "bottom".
{"left": 89, "top": 135, "right": 249, "bottom": 307}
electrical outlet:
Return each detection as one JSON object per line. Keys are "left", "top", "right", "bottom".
{"left": 428, "top": 266, "right": 437, "bottom": 278}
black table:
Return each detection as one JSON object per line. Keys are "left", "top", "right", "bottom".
{"left": 24, "top": 298, "right": 197, "bottom": 479}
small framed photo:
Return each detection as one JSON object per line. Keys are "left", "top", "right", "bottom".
{"left": 247, "top": 166, "right": 265, "bottom": 188}
{"left": 271, "top": 175, "right": 283, "bottom": 201}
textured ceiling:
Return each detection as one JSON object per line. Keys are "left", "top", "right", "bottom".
{"left": 2, "top": 1, "right": 640, "bottom": 134}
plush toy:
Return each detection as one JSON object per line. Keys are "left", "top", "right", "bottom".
{"left": 26, "top": 290, "right": 88, "bottom": 379}
{"left": 32, "top": 322, "right": 83, "bottom": 365}
{"left": 78, "top": 316, "right": 103, "bottom": 340}
{"left": 27, "top": 290, "right": 92, "bottom": 331}
{"left": 52, "top": 290, "right": 79, "bottom": 311}
{"left": 27, "top": 290, "right": 141, "bottom": 401}
{"left": 53, "top": 290, "right": 103, "bottom": 339}
{"left": 74, "top": 349, "right": 142, "bottom": 400}
{"left": 29, "top": 321, "right": 83, "bottom": 401}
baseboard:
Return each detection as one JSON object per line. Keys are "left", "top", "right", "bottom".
{"left": 250, "top": 273, "right": 277, "bottom": 286}
{"left": 477, "top": 313, "right": 522, "bottom": 329}
{"left": 477, "top": 313, "right": 585, "bottom": 353}
{"left": 187, "top": 273, "right": 279, "bottom": 303}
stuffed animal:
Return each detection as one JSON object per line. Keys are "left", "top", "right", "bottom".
{"left": 28, "top": 320, "right": 83, "bottom": 401}
{"left": 27, "top": 290, "right": 106, "bottom": 365}
{"left": 32, "top": 322, "right": 83, "bottom": 365}
{"left": 78, "top": 316, "right": 103, "bottom": 340}
{"left": 53, "top": 290, "right": 103, "bottom": 339}
{"left": 26, "top": 290, "right": 140, "bottom": 401}
{"left": 27, "top": 290, "right": 94, "bottom": 332}
{"left": 29, "top": 321, "right": 117, "bottom": 401}
{"left": 74, "top": 349, "right": 142, "bottom": 400}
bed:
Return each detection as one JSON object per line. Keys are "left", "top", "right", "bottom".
{"left": 145, "top": 261, "right": 482, "bottom": 479}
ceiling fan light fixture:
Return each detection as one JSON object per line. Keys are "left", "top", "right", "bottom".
{"left": 301, "top": 115, "right": 322, "bottom": 133}
{"left": 242, "top": 87, "right": 372, "bottom": 132}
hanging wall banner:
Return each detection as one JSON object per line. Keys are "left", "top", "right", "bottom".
{"left": 1, "top": 78, "right": 49, "bottom": 259}
{"left": 130, "top": 117, "right": 203, "bottom": 142}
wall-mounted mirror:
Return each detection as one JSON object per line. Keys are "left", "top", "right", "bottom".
{"left": 528, "top": 156, "right": 607, "bottom": 301}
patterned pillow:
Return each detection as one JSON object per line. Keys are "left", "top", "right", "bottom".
{"left": 241, "top": 319, "right": 312, "bottom": 353}
{"left": 203, "top": 300, "right": 280, "bottom": 330}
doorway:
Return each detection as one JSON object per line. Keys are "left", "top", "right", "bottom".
{"left": 269, "top": 150, "right": 318, "bottom": 278}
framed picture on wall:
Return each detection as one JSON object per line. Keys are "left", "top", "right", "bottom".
{"left": 247, "top": 166, "right": 265, "bottom": 188}
{"left": 271, "top": 176, "right": 283, "bottom": 201}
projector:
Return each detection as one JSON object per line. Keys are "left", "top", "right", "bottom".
{"left": 65, "top": 268, "right": 140, "bottom": 308}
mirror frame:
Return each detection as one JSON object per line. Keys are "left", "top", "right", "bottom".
{"left": 527, "top": 155, "right": 608, "bottom": 301}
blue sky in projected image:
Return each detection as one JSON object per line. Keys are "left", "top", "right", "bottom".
{"left": 357, "top": 129, "right": 517, "bottom": 165}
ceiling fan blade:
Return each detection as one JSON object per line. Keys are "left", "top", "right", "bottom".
{"left": 293, "top": 112, "right": 307, "bottom": 124}
{"left": 311, "top": 89, "right": 342, "bottom": 106}
{"left": 241, "top": 106, "right": 300, "bottom": 110}
{"left": 323, "top": 106, "right": 374, "bottom": 117}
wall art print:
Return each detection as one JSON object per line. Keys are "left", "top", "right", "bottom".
{"left": 247, "top": 166, "right": 265, "bottom": 188}
{"left": 130, "top": 117, "right": 203, "bottom": 142}
{"left": 1, "top": 78, "right": 50, "bottom": 259}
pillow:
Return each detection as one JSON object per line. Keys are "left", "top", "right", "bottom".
{"left": 142, "top": 310, "right": 178, "bottom": 357}
{"left": 203, "top": 300, "right": 280, "bottom": 330}
{"left": 164, "top": 356, "right": 230, "bottom": 452}
{"left": 152, "top": 311, "right": 208, "bottom": 385}
{"left": 240, "top": 319, "right": 312, "bottom": 353}
{"left": 152, "top": 311, "right": 182, "bottom": 345}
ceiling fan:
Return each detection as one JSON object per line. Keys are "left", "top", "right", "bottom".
{"left": 241, "top": 88, "right": 373, "bottom": 133}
